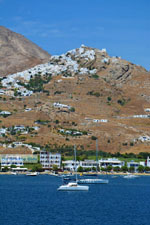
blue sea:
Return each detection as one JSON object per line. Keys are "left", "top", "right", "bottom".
{"left": 0, "top": 174, "right": 150, "bottom": 225}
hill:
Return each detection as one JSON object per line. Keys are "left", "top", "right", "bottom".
{"left": 0, "top": 43, "right": 150, "bottom": 155}
{"left": 0, "top": 26, "right": 51, "bottom": 77}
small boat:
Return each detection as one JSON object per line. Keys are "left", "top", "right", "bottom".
{"left": 26, "top": 172, "right": 38, "bottom": 176}
{"left": 57, "top": 182, "right": 89, "bottom": 191}
{"left": 123, "top": 174, "right": 138, "bottom": 179}
{"left": 11, "top": 172, "right": 18, "bottom": 175}
{"left": 77, "top": 178, "right": 109, "bottom": 184}
{"left": 111, "top": 175, "right": 118, "bottom": 178}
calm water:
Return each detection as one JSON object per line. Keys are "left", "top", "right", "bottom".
{"left": 0, "top": 174, "right": 150, "bottom": 225}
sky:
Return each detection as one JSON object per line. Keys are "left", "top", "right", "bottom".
{"left": 0, "top": 0, "right": 150, "bottom": 70}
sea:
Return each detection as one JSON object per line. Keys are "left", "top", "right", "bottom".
{"left": 0, "top": 174, "right": 150, "bottom": 225}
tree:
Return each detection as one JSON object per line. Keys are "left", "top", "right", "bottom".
{"left": 138, "top": 165, "right": 144, "bottom": 173}
{"left": 107, "top": 96, "right": 112, "bottom": 101}
{"left": 106, "top": 165, "right": 112, "bottom": 172}
{"left": 91, "top": 166, "right": 96, "bottom": 172}
{"left": 91, "top": 136, "right": 97, "bottom": 140}
{"left": 10, "top": 165, "right": 17, "bottom": 168}
{"left": 113, "top": 166, "right": 121, "bottom": 172}
{"left": 52, "top": 164, "right": 59, "bottom": 172}
{"left": 55, "top": 120, "right": 59, "bottom": 124}
{"left": 84, "top": 167, "right": 91, "bottom": 172}
{"left": 70, "top": 107, "right": 75, "bottom": 112}
{"left": 145, "top": 166, "right": 150, "bottom": 172}
{"left": 121, "top": 165, "right": 128, "bottom": 173}
{"left": 2, "top": 166, "right": 9, "bottom": 172}
{"left": 128, "top": 166, "right": 135, "bottom": 173}
{"left": 77, "top": 166, "right": 83, "bottom": 172}
{"left": 31, "top": 164, "right": 43, "bottom": 172}
{"left": 101, "top": 167, "right": 106, "bottom": 172}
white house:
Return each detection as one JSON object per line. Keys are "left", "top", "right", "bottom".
{"left": 53, "top": 102, "right": 71, "bottom": 110}
{"left": 40, "top": 151, "right": 61, "bottom": 169}
{"left": 138, "top": 136, "right": 150, "bottom": 142}
{"left": 0, "top": 89, "right": 5, "bottom": 95}
{"left": 0, "top": 111, "right": 11, "bottom": 115}
{"left": 145, "top": 108, "right": 150, "bottom": 112}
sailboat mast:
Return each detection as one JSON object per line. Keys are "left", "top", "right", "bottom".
{"left": 96, "top": 139, "right": 98, "bottom": 173}
{"left": 74, "top": 145, "right": 77, "bottom": 182}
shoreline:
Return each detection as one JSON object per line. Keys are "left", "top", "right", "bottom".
{"left": 1, "top": 171, "right": 150, "bottom": 176}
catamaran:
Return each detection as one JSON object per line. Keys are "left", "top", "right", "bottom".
{"left": 57, "top": 146, "right": 89, "bottom": 191}
{"left": 77, "top": 139, "right": 109, "bottom": 184}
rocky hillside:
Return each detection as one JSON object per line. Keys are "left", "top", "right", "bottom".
{"left": 0, "top": 26, "right": 51, "bottom": 77}
{"left": 0, "top": 44, "right": 150, "bottom": 155}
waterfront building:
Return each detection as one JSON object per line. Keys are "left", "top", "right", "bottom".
{"left": 127, "top": 161, "right": 139, "bottom": 172}
{"left": 1, "top": 155, "right": 24, "bottom": 168}
{"left": 99, "top": 158, "right": 124, "bottom": 168}
{"left": 62, "top": 160, "right": 80, "bottom": 171}
{"left": 62, "top": 160, "right": 98, "bottom": 171}
{"left": 0, "top": 154, "right": 38, "bottom": 164}
{"left": 40, "top": 151, "right": 61, "bottom": 169}
{"left": 80, "top": 160, "right": 98, "bottom": 170}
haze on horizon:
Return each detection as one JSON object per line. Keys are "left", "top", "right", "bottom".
{"left": 0, "top": 0, "right": 149, "bottom": 70}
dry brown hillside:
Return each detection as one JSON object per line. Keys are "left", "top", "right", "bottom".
{"left": 0, "top": 43, "right": 150, "bottom": 155}
{"left": 0, "top": 26, "right": 51, "bottom": 77}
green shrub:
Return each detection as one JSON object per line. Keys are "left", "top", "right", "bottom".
{"left": 107, "top": 96, "right": 112, "bottom": 101}
{"left": 70, "top": 107, "right": 75, "bottom": 112}
{"left": 91, "top": 136, "right": 97, "bottom": 140}
{"left": 92, "top": 74, "right": 99, "bottom": 79}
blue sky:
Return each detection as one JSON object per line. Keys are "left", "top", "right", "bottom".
{"left": 0, "top": 0, "right": 149, "bottom": 70}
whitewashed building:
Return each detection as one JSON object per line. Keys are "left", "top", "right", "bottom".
{"left": 80, "top": 160, "right": 98, "bottom": 170}
{"left": 127, "top": 161, "right": 139, "bottom": 172}
{"left": 62, "top": 160, "right": 98, "bottom": 171}
{"left": 99, "top": 158, "right": 124, "bottom": 168}
{"left": 40, "top": 151, "right": 61, "bottom": 169}
{"left": 62, "top": 160, "right": 80, "bottom": 171}
{"left": 1, "top": 155, "right": 24, "bottom": 168}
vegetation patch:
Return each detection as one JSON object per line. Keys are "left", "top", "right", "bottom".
{"left": 17, "top": 73, "right": 52, "bottom": 92}
{"left": 35, "top": 120, "right": 50, "bottom": 125}
{"left": 87, "top": 90, "right": 101, "bottom": 97}
{"left": 58, "top": 128, "right": 88, "bottom": 136}
{"left": 91, "top": 74, "right": 99, "bottom": 79}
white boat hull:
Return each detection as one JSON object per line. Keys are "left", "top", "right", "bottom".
{"left": 78, "top": 179, "right": 109, "bottom": 184}
{"left": 26, "top": 172, "right": 38, "bottom": 176}
{"left": 123, "top": 175, "right": 138, "bottom": 179}
{"left": 57, "top": 183, "right": 89, "bottom": 191}
{"left": 11, "top": 172, "right": 18, "bottom": 175}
